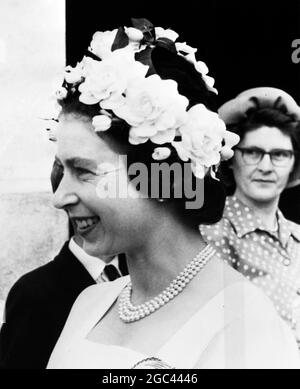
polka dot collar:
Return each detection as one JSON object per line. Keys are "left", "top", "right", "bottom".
{"left": 223, "top": 196, "right": 300, "bottom": 247}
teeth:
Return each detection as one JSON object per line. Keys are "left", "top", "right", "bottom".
{"left": 75, "top": 217, "right": 98, "bottom": 230}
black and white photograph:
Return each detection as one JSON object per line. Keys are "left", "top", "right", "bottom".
{"left": 0, "top": 0, "right": 300, "bottom": 372}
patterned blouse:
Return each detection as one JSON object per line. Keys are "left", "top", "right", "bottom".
{"left": 200, "top": 195, "right": 300, "bottom": 334}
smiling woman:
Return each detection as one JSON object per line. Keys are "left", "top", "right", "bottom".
{"left": 47, "top": 22, "right": 300, "bottom": 369}
{"left": 200, "top": 87, "right": 300, "bottom": 343}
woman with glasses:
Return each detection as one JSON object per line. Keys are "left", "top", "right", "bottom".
{"left": 200, "top": 87, "right": 300, "bottom": 341}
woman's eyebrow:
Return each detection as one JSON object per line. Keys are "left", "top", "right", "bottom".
{"left": 65, "top": 157, "right": 97, "bottom": 169}
{"left": 243, "top": 146, "right": 293, "bottom": 151}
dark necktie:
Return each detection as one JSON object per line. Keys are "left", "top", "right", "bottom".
{"left": 118, "top": 253, "right": 128, "bottom": 276}
{"left": 103, "top": 264, "right": 122, "bottom": 281}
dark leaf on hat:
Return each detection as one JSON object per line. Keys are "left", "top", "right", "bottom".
{"left": 111, "top": 27, "right": 129, "bottom": 52}
{"left": 131, "top": 17, "right": 154, "bottom": 33}
{"left": 135, "top": 47, "right": 156, "bottom": 76}
{"left": 131, "top": 18, "right": 155, "bottom": 45}
{"left": 62, "top": 79, "right": 69, "bottom": 89}
{"left": 85, "top": 49, "right": 102, "bottom": 61}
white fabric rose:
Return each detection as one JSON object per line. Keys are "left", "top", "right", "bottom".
{"left": 220, "top": 131, "right": 240, "bottom": 160}
{"left": 152, "top": 147, "right": 171, "bottom": 160}
{"left": 155, "top": 27, "right": 179, "bottom": 42}
{"left": 78, "top": 59, "right": 120, "bottom": 105}
{"left": 175, "top": 42, "right": 197, "bottom": 56}
{"left": 89, "top": 29, "right": 118, "bottom": 59}
{"left": 55, "top": 87, "right": 68, "bottom": 100}
{"left": 92, "top": 115, "right": 112, "bottom": 132}
{"left": 202, "top": 74, "right": 215, "bottom": 89}
{"left": 173, "top": 104, "right": 227, "bottom": 178}
{"left": 124, "top": 27, "right": 145, "bottom": 53}
{"left": 112, "top": 74, "right": 189, "bottom": 145}
{"left": 195, "top": 61, "right": 209, "bottom": 75}
{"left": 64, "top": 62, "right": 83, "bottom": 84}
{"left": 78, "top": 50, "right": 149, "bottom": 106}
{"left": 61, "top": 21, "right": 228, "bottom": 181}
{"left": 125, "top": 27, "right": 144, "bottom": 42}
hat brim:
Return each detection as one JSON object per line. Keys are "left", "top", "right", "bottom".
{"left": 219, "top": 87, "right": 300, "bottom": 125}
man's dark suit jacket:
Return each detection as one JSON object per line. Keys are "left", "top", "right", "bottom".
{"left": 0, "top": 241, "right": 96, "bottom": 369}
{"left": 279, "top": 184, "right": 300, "bottom": 225}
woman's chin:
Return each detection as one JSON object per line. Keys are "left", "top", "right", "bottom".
{"left": 249, "top": 190, "right": 279, "bottom": 203}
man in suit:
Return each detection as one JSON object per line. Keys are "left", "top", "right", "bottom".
{"left": 0, "top": 160, "right": 127, "bottom": 369}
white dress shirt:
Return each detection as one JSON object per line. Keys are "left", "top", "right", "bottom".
{"left": 68, "top": 238, "right": 121, "bottom": 282}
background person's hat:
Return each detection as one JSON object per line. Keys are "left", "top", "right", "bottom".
{"left": 218, "top": 87, "right": 300, "bottom": 187}
{"left": 218, "top": 87, "right": 300, "bottom": 125}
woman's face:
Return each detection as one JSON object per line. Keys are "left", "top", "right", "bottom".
{"left": 53, "top": 114, "right": 157, "bottom": 257}
{"left": 231, "top": 126, "right": 295, "bottom": 205}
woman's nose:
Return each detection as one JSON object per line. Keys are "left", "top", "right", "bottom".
{"left": 53, "top": 174, "right": 79, "bottom": 210}
{"left": 257, "top": 153, "right": 274, "bottom": 171}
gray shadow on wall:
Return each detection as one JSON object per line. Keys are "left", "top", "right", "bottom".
{"left": 0, "top": 192, "right": 68, "bottom": 300}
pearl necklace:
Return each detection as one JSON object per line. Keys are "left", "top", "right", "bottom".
{"left": 118, "top": 244, "right": 216, "bottom": 323}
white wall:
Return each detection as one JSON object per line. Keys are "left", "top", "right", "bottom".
{"left": 0, "top": 0, "right": 68, "bottom": 300}
{"left": 0, "top": 0, "right": 65, "bottom": 192}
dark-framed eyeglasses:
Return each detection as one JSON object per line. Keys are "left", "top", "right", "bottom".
{"left": 235, "top": 147, "right": 295, "bottom": 167}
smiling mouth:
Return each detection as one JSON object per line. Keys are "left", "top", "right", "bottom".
{"left": 71, "top": 216, "right": 100, "bottom": 234}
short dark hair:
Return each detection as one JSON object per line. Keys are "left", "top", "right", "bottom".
{"left": 219, "top": 107, "right": 300, "bottom": 194}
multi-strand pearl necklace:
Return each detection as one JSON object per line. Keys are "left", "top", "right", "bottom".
{"left": 118, "top": 244, "right": 216, "bottom": 323}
